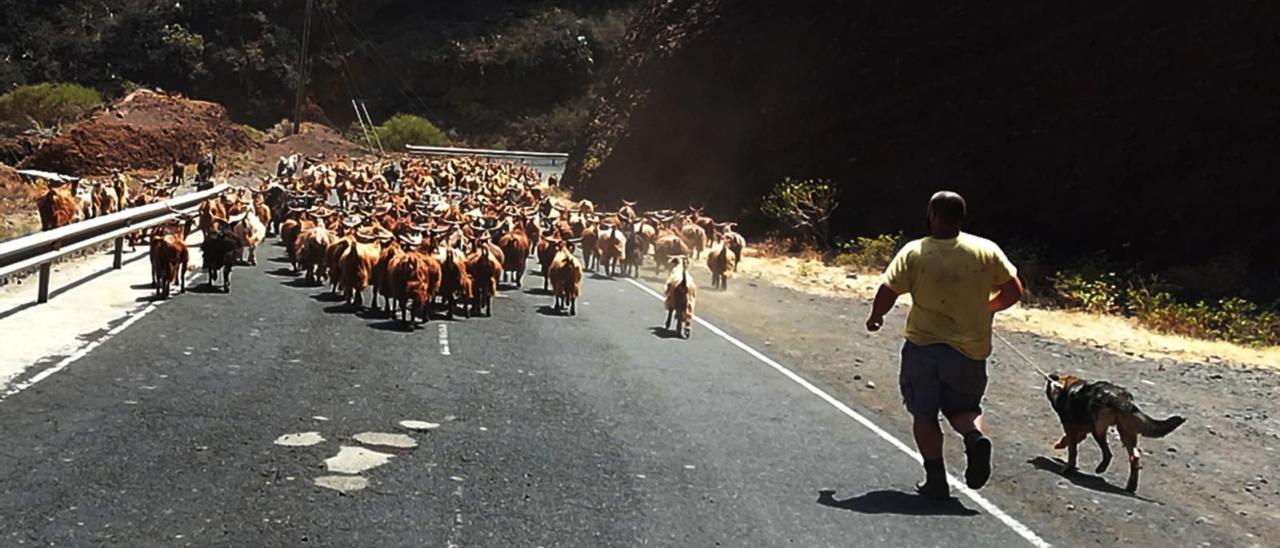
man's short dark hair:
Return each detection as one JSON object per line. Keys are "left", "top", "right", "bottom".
{"left": 928, "top": 191, "right": 966, "bottom": 225}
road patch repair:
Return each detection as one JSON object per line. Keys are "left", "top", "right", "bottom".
{"left": 272, "top": 421, "right": 442, "bottom": 493}
{"left": 324, "top": 446, "right": 395, "bottom": 475}
{"left": 353, "top": 432, "right": 418, "bottom": 449}
{"left": 274, "top": 432, "right": 325, "bottom": 447}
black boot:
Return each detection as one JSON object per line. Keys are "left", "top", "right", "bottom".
{"left": 915, "top": 458, "right": 951, "bottom": 499}
{"left": 964, "top": 430, "right": 993, "bottom": 489}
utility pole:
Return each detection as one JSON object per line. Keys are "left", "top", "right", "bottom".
{"left": 292, "top": 0, "right": 315, "bottom": 135}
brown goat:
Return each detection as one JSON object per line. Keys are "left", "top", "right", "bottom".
{"left": 149, "top": 221, "right": 190, "bottom": 299}
{"left": 664, "top": 256, "right": 697, "bottom": 338}
{"left": 36, "top": 182, "right": 82, "bottom": 231}
{"left": 548, "top": 239, "right": 583, "bottom": 316}
{"left": 390, "top": 250, "right": 443, "bottom": 327}
{"left": 706, "top": 239, "right": 737, "bottom": 290}
{"left": 466, "top": 243, "right": 502, "bottom": 317}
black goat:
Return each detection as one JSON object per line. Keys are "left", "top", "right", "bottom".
{"left": 200, "top": 227, "right": 241, "bottom": 293}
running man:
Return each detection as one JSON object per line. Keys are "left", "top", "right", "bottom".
{"left": 865, "top": 190, "right": 1024, "bottom": 499}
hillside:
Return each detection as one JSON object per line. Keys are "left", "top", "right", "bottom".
{"left": 0, "top": 0, "right": 638, "bottom": 152}
{"left": 565, "top": 0, "right": 1280, "bottom": 302}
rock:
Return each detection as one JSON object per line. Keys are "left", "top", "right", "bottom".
{"left": 853, "top": 374, "right": 863, "bottom": 381}
{"left": 865, "top": 381, "right": 876, "bottom": 389}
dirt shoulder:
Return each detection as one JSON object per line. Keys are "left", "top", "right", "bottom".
{"left": 630, "top": 254, "right": 1279, "bottom": 548}
{"left": 738, "top": 252, "right": 1280, "bottom": 370}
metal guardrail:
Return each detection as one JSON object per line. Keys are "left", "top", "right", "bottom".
{"left": 405, "top": 145, "right": 569, "bottom": 165}
{"left": 0, "top": 184, "right": 229, "bottom": 304}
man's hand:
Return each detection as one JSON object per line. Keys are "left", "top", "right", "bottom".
{"left": 988, "top": 276, "right": 1025, "bottom": 314}
{"left": 867, "top": 284, "right": 900, "bottom": 332}
{"left": 866, "top": 314, "right": 885, "bottom": 332}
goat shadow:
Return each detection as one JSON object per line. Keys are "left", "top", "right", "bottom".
{"left": 309, "top": 291, "right": 346, "bottom": 303}
{"left": 282, "top": 278, "right": 322, "bottom": 289}
{"left": 1027, "top": 456, "right": 1157, "bottom": 502}
{"left": 523, "top": 288, "right": 553, "bottom": 296}
{"left": 265, "top": 267, "right": 298, "bottom": 277}
{"left": 648, "top": 326, "right": 684, "bottom": 340}
{"left": 816, "top": 489, "right": 979, "bottom": 517}
{"left": 535, "top": 305, "right": 571, "bottom": 317}
{"left": 367, "top": 319, "right": 417, "bottom": 333}
{"left": 186, "top": 283, "right": 229, "bottom": 295}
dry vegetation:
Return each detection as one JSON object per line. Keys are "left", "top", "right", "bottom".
{"left": 741, "top": 241, "right": 1280, "bottom": 369}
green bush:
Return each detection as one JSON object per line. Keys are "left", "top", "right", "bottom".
{"left": 1047, "top": 272, "right": 1280, "bottom": 348}
{"left": 508, "top": 104, "right": 589, "bottom": 151}
{"left": 0, "top": 83, "right": 103, "bottom": 130}
{"left": 1051, "top": 271, "right": 1123, "bottom": 314}
{"left": 761, "top": 177, "right": 839, "bottom": 248}
{"left": 239, "top": 124, "right": 265, "bottom": 141}
{"left": 374, "top": 114, "right": 450, "bottom": 151}
{"left": 832, "top": 233, "right": 902, "bottom": 271}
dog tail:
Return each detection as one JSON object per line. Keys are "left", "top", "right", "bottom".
{"left": 1134, "top": 410, "right": 1186, "bottom": 438}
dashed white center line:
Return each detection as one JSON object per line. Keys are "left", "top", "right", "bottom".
{"left": 438, "top": 324, "right": 452, "bottom": 356}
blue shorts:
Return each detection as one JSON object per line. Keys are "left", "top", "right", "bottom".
{"left": 899, "top": 341, "right": 988, "bottom": 419}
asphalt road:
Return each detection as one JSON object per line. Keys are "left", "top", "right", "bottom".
{"left": 0, "top": 240, "right": 1041, "bottom": 547}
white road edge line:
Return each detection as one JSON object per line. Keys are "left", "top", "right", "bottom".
{"left": 623, "top": 278, "right": 1052, "bottom": 548}
{"left": 439, "top": 324, "right": 452, "bottom": 356}
{"left": 0, "top": 270, "right": 198, "bottom": 404}
{"left": 1, "top": 301, "right": 160, "bottom": 403}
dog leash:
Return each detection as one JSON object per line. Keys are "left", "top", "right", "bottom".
{"left": 994, "top": 331, "right": 1062, "bottom": 387}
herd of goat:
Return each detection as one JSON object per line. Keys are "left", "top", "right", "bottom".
{"left": 34, "top": 154, "right": 747, "bottom": 338}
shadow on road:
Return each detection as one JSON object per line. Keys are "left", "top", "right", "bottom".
{"left": 367, "top": 319, "right": 414, "bottom": 332}
{"left": 282, "top": 278, "right": 321, "bottom": 289}
{"left": 187, "top": 283, "right": 228, "bottom": 295}
{"left": 535, "top": 305, "right": 568, "bottom": 317}
{"left": 648, "top": 326, "right": 683, "bottom": 340}
{"left": 267, "top": 256, "right": 293, "bottom": 264}
{"left": 523, "top": 288, "right": 553, "bottom": 296}
{"left": 817, "top": 489, "right": 979, "bottom": 516}
{"left": 1027, "top": 457, "right": 1157, "bottom": 502}
{"left": 309, "top": 291, "right": 345, "bottom": 303}
{"left": 323, "top": 303, "right": 360, "bottom": 314}
{"left": 265, "top": 267, "right": 298, "bottom": 277}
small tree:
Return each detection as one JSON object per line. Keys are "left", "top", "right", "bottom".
{"left": 375, "top": 113, "right": 450, "bottom": 151}
{"left": 761, "top": 177, "right": 840, "bottom": 248}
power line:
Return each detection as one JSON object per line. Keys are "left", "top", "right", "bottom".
{"left": 326, "top": 4, "right": 438, "bottom": 118}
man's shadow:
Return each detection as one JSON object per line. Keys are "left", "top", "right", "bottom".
{"left": 817, "top": 489, "right": 979, "bottom": 516}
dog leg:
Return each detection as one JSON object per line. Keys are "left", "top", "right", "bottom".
{"left": 1092, "top": 429, "right": 1113, "bottom": 474}
{"left": 1120, "top": 427, "right": 1141, "bottom": 492}
{"left": 1064, "top": 442, "right": 1079, "bottom": 474}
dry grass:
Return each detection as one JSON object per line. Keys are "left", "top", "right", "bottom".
{"left": 737, "top": 250, "right": 1280, "bottom": 369}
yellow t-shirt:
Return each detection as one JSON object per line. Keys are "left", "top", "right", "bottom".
{"left": 882, "top": 233, "right": 1017, "bottom": 360}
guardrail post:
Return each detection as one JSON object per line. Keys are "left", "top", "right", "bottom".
{"left": 37, "top": 263, "right": 51, "bottom": 303}
{"left": 112, "top": 236, "right": 124, "bottom": 269}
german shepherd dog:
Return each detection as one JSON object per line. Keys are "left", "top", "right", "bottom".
{"left": 1045, "top": 374, "right": 1186, "bottom": 492}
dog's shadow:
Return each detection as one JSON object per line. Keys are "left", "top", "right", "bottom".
{"left": 817, "top": 489, "right": 978, "bottom": 516}
{"left": 1027, "top": 456, "right": 1158, "bottom": 503}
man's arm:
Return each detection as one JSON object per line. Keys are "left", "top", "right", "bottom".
{"left": 866, "top": 284, "right": 900, "bottom": 332}
{"left": 988, "top": 276, "right": 1024, "bottom": 313}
